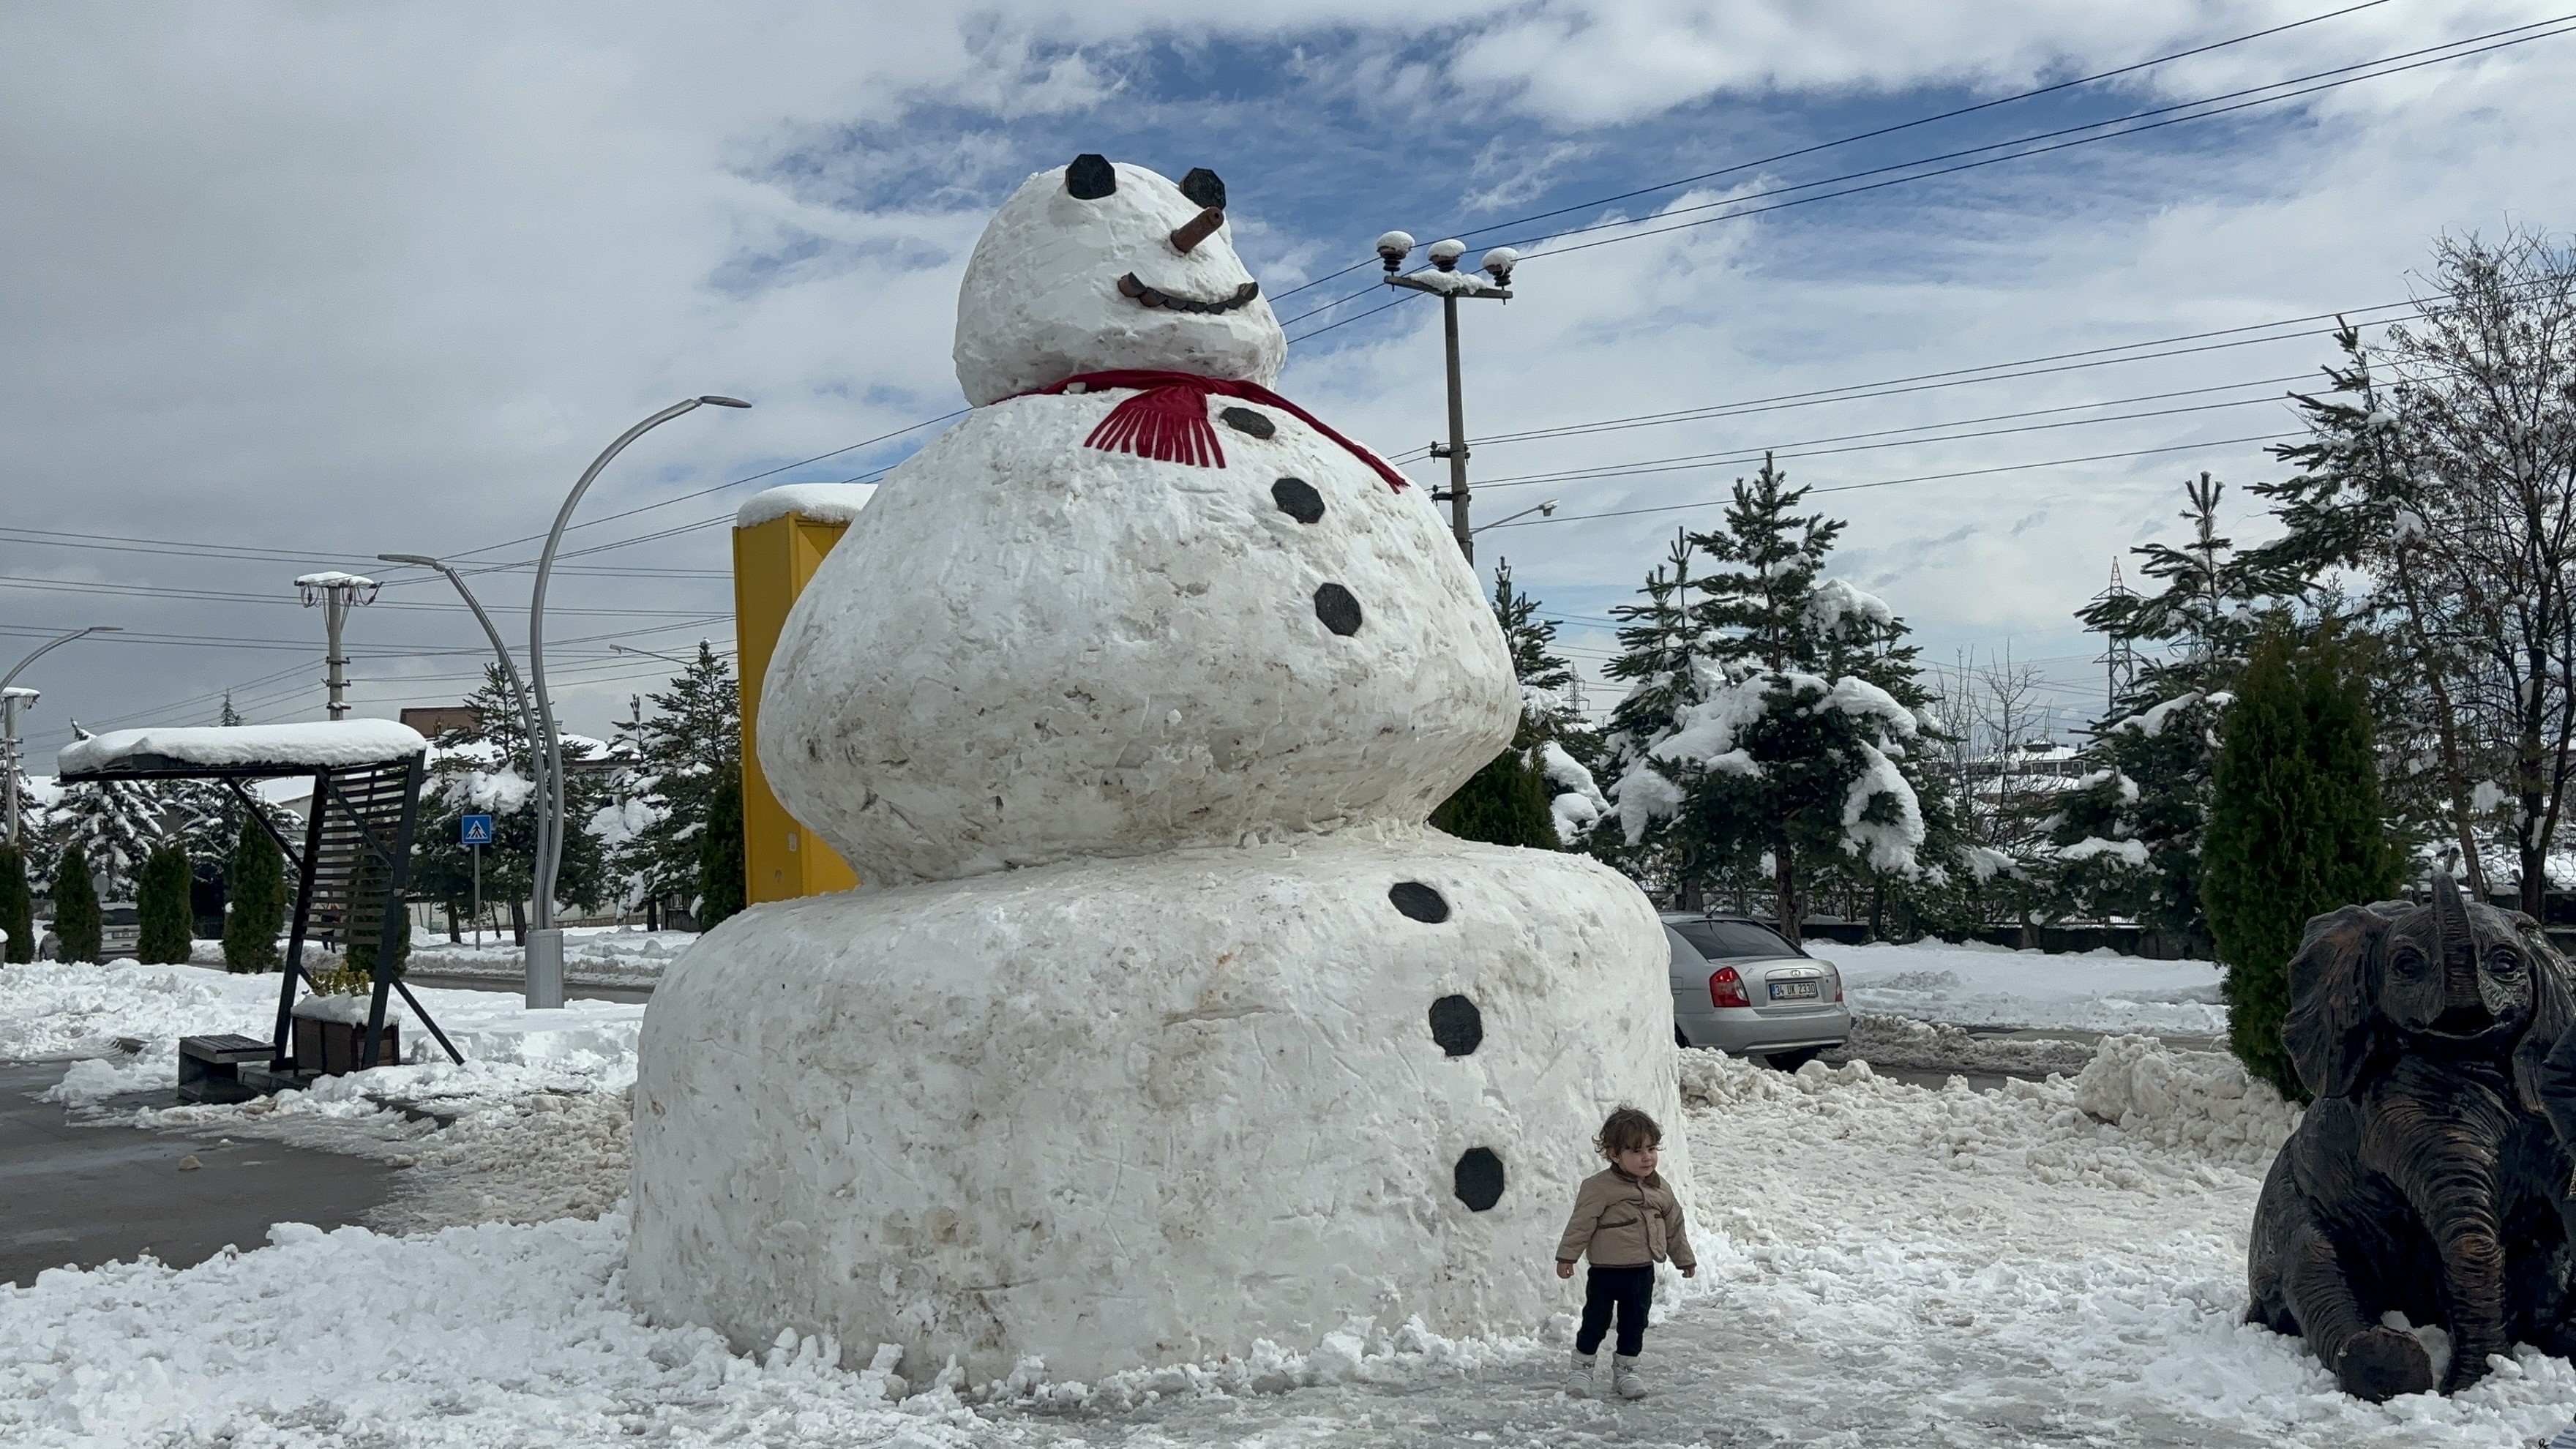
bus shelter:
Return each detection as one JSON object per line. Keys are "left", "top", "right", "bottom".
{"left": 54, "top": 720, "right": 463, "bottom": 1087}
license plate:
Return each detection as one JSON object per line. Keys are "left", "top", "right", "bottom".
{"left": 1768, "top": 980, "right": 1820, "bottom": 1000}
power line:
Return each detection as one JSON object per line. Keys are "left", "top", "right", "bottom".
{"left": 1284, "top": 16, "right": 2576, "bottom": 340}
{"left": 1489, "top": 430, "right": 2305, "bottom": 531}
{"left": 1265, "top": 0, "right": 2397, "bottom": 308}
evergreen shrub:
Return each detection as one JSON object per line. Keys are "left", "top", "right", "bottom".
{"left": 223, "top": 816, "right": 285, "bottom": 972}
{"left": 53, "top": 845, "right": 101, "bottom": 964}
{"left": 2204, "top": 621, "right": 2400, "bottom": 1101}
{"left": 1431, "top": 746, "right": 1559, "bottom": 849}
{"left": 0, "top": 842, "right": 31, "bottom": 965}
{"left": 137, "top": 843, "right": 192, "bottom": 964}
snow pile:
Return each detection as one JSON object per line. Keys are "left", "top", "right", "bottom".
{"left": 411, "top": 926, "right": 684, "bottom": 986}
{"left": 0, "top": 1213, "right": 983, "bottom": 1448}
{"left": 0, "top": 961, "right": 645, "bottom": 1109}
{"left": 735, "top": 482, "right": 880, "bottom": 529}
{"left": 56, "top": 719, "right": 424, "bottom": 775}
{"left": 2074, "top": 1033, "right": 2299, "bottom": 1168}
{"left": 1827, "top": 1014, "right": 2101, "bottom": 1077}
{"left": 1832, "top": 937, "right": 2229, "bottom": 1034}
{"left": 1538, "top": 738, "right": 1606, "bottom": 844}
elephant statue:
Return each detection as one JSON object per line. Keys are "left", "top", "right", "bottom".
{"left": 2246, "top": 874, "right": 2576, "bottom": 1400}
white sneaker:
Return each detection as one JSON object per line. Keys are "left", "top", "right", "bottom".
{"left": 1612, "top": 1353, "right": 1647, "bottom": 1399}
{"left": 1565, "top": 1350, "right": 1596, "bottom": 1397}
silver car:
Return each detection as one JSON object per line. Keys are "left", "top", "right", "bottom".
{"left": 1664, "top": 913, "right": 1851, "bottom": 1070}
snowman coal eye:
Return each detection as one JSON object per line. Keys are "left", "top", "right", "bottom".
{"left": 1178, "top": 168, "right": 1226, "bottom": 209}
{"left": 1066, "top": 154, "right": 1116, "bottom": 200}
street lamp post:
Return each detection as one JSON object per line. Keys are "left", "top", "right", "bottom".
{"left": 2, "top": 626, "right": 123, "bottom": 846}
{"left": 1469, "top": 498, "right": 1560, "bottom": 536}
{"left": 524, "top": 396, "right": 749, "bottom": 1008}
{"left": 381, "top": 553, "right": 548, "bottom": 993}
{"left": 1377, "top": 233, "right": 1519, "bottom": 564}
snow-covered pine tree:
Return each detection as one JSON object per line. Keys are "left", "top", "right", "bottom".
{"left": 43, "top": 727, "right": 170, "bottom": 902}
{"left": 1431, "top": 560, "right": 1579, "bottom": 850}
{"left": 1594, "top": 533, "right": 1715, "bottom": 900}
{"left": 608, "top": 643, "right": 742, "bottom": 924}
{"left": 2057, "top": 473, "right": 2298, "bottom": 951}
{"left": 1608, "top": 457, "right": 1931, "bottom": 941}
{"left": 409, "top": 666, "right": 612, "bottom": 942}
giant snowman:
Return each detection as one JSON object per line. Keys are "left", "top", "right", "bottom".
{"left": 631, "top": 154, "right": 1685, "bottom": 1382}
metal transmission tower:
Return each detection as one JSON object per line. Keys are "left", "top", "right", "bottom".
{"left": 2089, "top": 559, "right": 2139, "bottom": 712}
{"left": 296, "top": 572, "right": 380, "bottom": 719}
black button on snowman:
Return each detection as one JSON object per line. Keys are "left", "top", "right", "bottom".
{"left": 630, "top": 154, "right": 1685, "bottom": 1385}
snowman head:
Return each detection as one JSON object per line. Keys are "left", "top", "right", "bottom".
{"left": 953, "top": 155, "right": 1288, "bottom": 407}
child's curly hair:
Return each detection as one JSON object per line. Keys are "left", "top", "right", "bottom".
{"left": 1594, "top": 1105, "right": 1663, "bottom": 1158}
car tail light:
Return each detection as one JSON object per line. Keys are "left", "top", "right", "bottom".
{"left": 1709, "top": 967, "right": 1749, "bottom": 1009}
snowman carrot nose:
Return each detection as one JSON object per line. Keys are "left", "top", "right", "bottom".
{"left": 1169, "top": 206, "right": 1225, "bottom": 255}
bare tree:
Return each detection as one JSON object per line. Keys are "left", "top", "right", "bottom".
{"left": 2259, "top": 228, "right": 2576, "bottom": 913}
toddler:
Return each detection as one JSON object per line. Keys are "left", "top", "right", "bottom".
{"left": 1554, "top": 1105, "right": 1694, "bottom": 1399}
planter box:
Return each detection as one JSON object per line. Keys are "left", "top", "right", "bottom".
{"left": 291, "top": 1016, "right": 402, "bottom": 1074}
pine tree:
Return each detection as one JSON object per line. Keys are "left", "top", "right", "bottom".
{"left": 136, "top": 842, "right": 193, "bottom": 964}
{"left": 0, "top": 841, "right": 32, "bottom": 965}
{"left": 1604, "top": 457, "right": 1931, "bottom": 940}
{"left": 1431, "top": 561, "right": 1572, "bottom": 850}
{"left": 222, "top": 815, "right": 285, "bottom": 973}
{"left": 410, "top": 666, "right": 613, "bottom": 940}
{"left": 608, "top": 643, "right": 744, "bottom": 920}
{"left": 1595, "top": 533, "right": 1715, "bottom": 898}
{"left": 698, "top": 763, "right": 745, "bottom": 929}
{"left": 2204, "top": 621, "right": 2400, "bottom": 1101}
{"left": 2057, "top": 473, "right": 2300, "bottom": 949}
{"left": 45, "top": 768, "right": 168, "bottom": 902}
{"left": 52, "top": 843, "right": 101, "bottom": 962}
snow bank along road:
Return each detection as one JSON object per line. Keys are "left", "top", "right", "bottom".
{"left": 7, "top": 960, "right": 2576, "bottom": 1445}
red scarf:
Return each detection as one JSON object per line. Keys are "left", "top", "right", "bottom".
{"left": 1019, "top": 370, "right": 1409, "bottom": 493}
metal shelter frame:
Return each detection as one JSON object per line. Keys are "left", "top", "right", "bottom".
{"left": 55, "top": 746, "right": 462, "bottom": 1071}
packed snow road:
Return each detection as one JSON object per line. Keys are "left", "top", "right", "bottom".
{"left": 7, "top": 962, "right": 2576, "bottom": 1446}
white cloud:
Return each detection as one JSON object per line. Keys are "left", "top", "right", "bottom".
{"left": 1, "top": 0, "right": 2572, "bottom": 756}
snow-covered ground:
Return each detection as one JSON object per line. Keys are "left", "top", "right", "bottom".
{"left": 402, "top": 923, "right": 688, "bottom": 988}
{"left": 1826, "top": 937, "right": 2230, "bottom": 1036}
{"left": 7, "top": 955, "right": 2574, "bottom": 1446}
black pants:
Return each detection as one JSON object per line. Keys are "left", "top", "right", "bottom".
{"left": 1576, "top": 1263, "right": 1654, "bottom": 1358}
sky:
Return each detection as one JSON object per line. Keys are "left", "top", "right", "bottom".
{"left": 4, "top": 0, "right": 2573, "bottom": 766}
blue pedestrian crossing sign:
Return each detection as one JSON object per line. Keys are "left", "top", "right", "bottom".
{"left": 459, "top": 814, "right": 495, "bottom": 847}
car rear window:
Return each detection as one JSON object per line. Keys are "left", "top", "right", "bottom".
{"left": 1673, "top": 920, "right": 1800, "bottom": 959}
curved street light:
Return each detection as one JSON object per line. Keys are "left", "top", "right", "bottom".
{"left": 524, "top": 396, "right": 750, "bottom": 1008}
{"left": 375, "top": 553, "right": 542, "bottom": 749}
{"left": 4, "top": 625, "right": 123, "bottom": 846}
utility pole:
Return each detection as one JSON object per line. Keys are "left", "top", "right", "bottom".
{"left": 296, "top": 572, "right": 380, "bottom": 720}
{"left": 1, "top": 624, "right": 122, "bottom": 845}
{"left": 1, "top": 687, "right": 33, "bottom": 847}
{"left": 1375, "top": 233, "right": 1517, "bottom": 564}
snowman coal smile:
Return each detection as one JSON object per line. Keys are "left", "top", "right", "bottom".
{"left": 1117, "top": 274, "right": 1261, "bottom": 314}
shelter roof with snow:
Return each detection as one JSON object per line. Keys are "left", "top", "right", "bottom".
{"left": 56, "top": 719, "right": 427, "bottom": 779}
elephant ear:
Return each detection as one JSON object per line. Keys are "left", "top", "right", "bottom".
{"left": 2511, "top": 910, "right": 2576, "bottom": 1112}
{"left": 2282, "top": 904, "right": 2389, "bottom": 1098}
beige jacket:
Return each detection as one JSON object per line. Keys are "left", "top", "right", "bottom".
{"left": 1556, "top": 1166, "right": 1695, "bottom": 1270}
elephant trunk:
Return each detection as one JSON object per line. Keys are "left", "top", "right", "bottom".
{"left": 2435, "top": 872, "right": 2482, "bottom": 1011}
